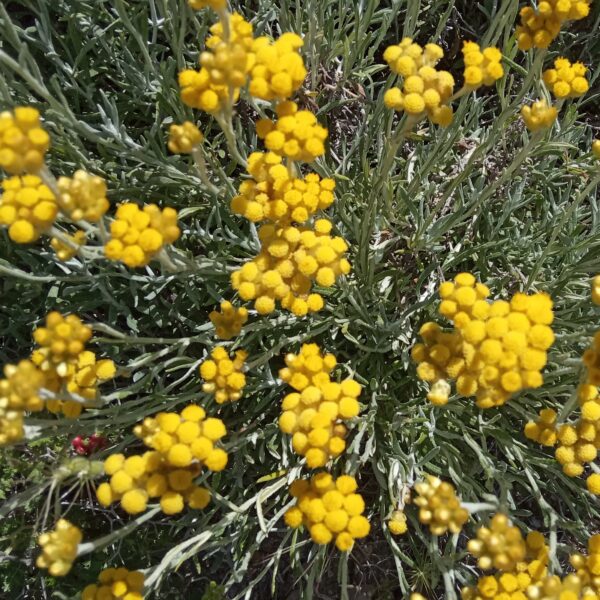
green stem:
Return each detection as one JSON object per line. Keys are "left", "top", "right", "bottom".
{"left": 192, "top": 146, "right": 220, "bottom": 195}
{"left": 374, "top": 115, "right": 418, "bottom": 193}
{"left": 215, "top": 113, "right": 247, "bottom": 168}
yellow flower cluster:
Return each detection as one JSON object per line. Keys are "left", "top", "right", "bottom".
{"left": 168, "top": 121, "right": 203, "bottom": 154}
{"left": 467, "top": 513, "right": 527, "bottom": 572}
{"left": 50, "top": 230, "right": 86, "bottom": 261}
{"left": 249, "top": 33, "right": 307, "bottom": 100}
{"left": 526, "top": 285, "right": 600, "bottom": 490}
{"left": 134, "top": 404, "right": 228, "bottom": 471}
{"left": 521, "top": 100, "right": 558, "bottom": 132}
{"left": 256, "top": 101, "right": 328, "bottom": 163}
{"left": 179, "top": 13, "right": 252, "bottom": 113}
{"left": 569, "top": 535, "right": 600, "bottom": 596}
{"left": 231, "top": 220, "right": 350, "bottom": 316}
{"left": 383, "top": 38, "right": 454, "bottom": 127}
{"left": 31, "top": 311, "right": 115, "bottom": 418}
{"left": 384, "top": 37, "right": 444, "bottom": 76}
{"left": 201, "top": 14, "right": 255, "bottom": 88}
{"left": 462, "top": 528, "right": 550, "bottom": 599}
{"left": 524, "top": 408, "right": 558, "bottom": 446}
{"left": 209, "top": 301, "right": 248, "bottom": 340}
{"left": 82, "top": 567, "right": 144, "bottom": 600}
{"left": 230, "top": 151, "right": 335, "bottom": 224}
{"left": 543, "top": 58, "right": 589, "bottom": 98}
{"left": 284, "top": 473, "right": 370, "bottom": 551}
{"left": 553, "top": 383, "right": 600, "bottom": 479}
{"left": 57, "top": 170, "right": 109, "bottom": 222}
{"left": 104, "top": 202, "right": 181, "bottom": 268}
{"left": 278, "top": 343, "right": 362, "bottom": 468}
{"left": 412, "top": 273, "right": 555, "bottom": 409}
{"left": 0, "top": 175, "right": 57, "bottom": 243}
{"left": 96, "top": 449, "right": 210, "bottom": 515}
{"left": 528, "top": 574, "right": 600, "bottom": 600}
{"left": 593, "top": 275, "right": 600, "bottom": 304}
{"left": 0, "top": 360, "right": 45, "bottom": 446}
{"left": 44, "top": 351, "right": 116, "bottom": 418}
{"left": 461, "top": 42, "right": 504, "bottom": 89}
{"left": 0, "top": 107, "right": 50, "bottom": 174}
{"left": 36, "top": 519, "right": 82, "bottom": 577}
{"left": 199, "top": 347, "right": 247, "bottom": 403}
{"left": 178, "top": 67, "right": 237, "bottom": 114}
{"left": 583, "top": 333, "right": 600, "bottom": 386}
{"left": 516, "top": 1, "right": 590, "bottom": 50}
{"left": 32, "top": 311, "right": 92, "bottom": 370}
{"left": 413, "top": 475, "right": 469, "bottom": 535}
{"left": 388, "top": 510, "right": 408, "bottom": 535}
{"left": 180, "top": 9, "right": 307, "bottom": 112}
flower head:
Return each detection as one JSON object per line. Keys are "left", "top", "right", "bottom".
{"left": 201, "top": 14, "right": 255, "bottom": 88}
{"left": 57, "top": 170, "right": 109, "bottom": 222}
{"left": 383, "top": 39, "right": 454, "bottom": 127}
{"left": 82, "top": 567, "right": 145, "bottom": 600}
{"left": 0, "top": 360, "right": 45, "bottom": 446}
{"left": 284, "top": 473, "right": 370, "bottom": 551}
{"left": 231, "top": 220, "right": 350, "bottom": 315}
{"left": 413, "top": 274, "right": 555, "bottom": 409}
{"left": 524, "top": 408, "right": 558, "bottom": 446}
{"left": 521, "top": 100, "right": 558, "bottom": 132}
{"left": 51, "top": 230, "right": 86, "bottom": 261}
{"left": 467, "top": 513, "right": 527, "bottom": 572}
{"left": 0, "top": 175, "right": 57, "bottom": 243}
{"left": 249, "top": 33, "right": 307, "bottom": 100}
{"left": 278, "top": 344, "right": 361, "bottom": 467}
{"left": 461, "top": 42, "right": 504, "bottom": 88}
{"left": 0, "top": 107, "right": 50, "bottom": 174}
{"left": 134, "top": 404, "right": 228, "bottom": 472}
{"left": 516, "top": 1, "right": 590, "bottom": 51}
{"left": 200, "top": 347, "right": 247, "bottom": 403}
{"left": 36, "top": 519, "right": 82, "bottom": 576}
{"left": 96, "top": 449, "right": 211, "bottom": 515}
{"left": 209, "top": 301, "right": 248, "bottom": 340}
{"left": 256, "top": 101, "right": 328, "bottom": 163}
{"left": 388, "top": 510, "right": 408, "bottom": 535}
{"left": 104, "top": 202, "right": 180, "bottom": 268}
{"left": 543, "top": 57, "right": 589, "bottom": 98}
{"left": 231, "top": 151, "right": 335, "bottom": 224}
{"left": 413, "top": 475, "right": 469, "bottom": 535}
{"left": 168, "top": 121, "right": 203, "bottom": 154}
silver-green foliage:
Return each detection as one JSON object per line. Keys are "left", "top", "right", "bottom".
{"left": 0, "top": 0, "right": 600, "bottom": 598}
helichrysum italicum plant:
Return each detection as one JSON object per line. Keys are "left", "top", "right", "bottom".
{"left": 1, "top": 0, "right": 600, "bottom": 598}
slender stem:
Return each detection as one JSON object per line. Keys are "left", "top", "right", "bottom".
{"left": 156, "top": 248, "right": 184, "bottom": 272}
{"left": 217, "top": 9, "right": 230, "bottom": 42}
{"left": 447, "top": 86, "right": 471, "bottom": 104}
{"left": 374, "top": 115, "right": 418, "bottom": 193}
{"left": 192, "top": 146, "right": 220, "bottom": 195}
{"left": 39, "top": 163, "right": 60, "bottom": 197}
{"left": 215, "top": 113, "right": 247, "bottom": 167}
{"left": 466, "top": 129, "right": 543, "bottom": 219}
